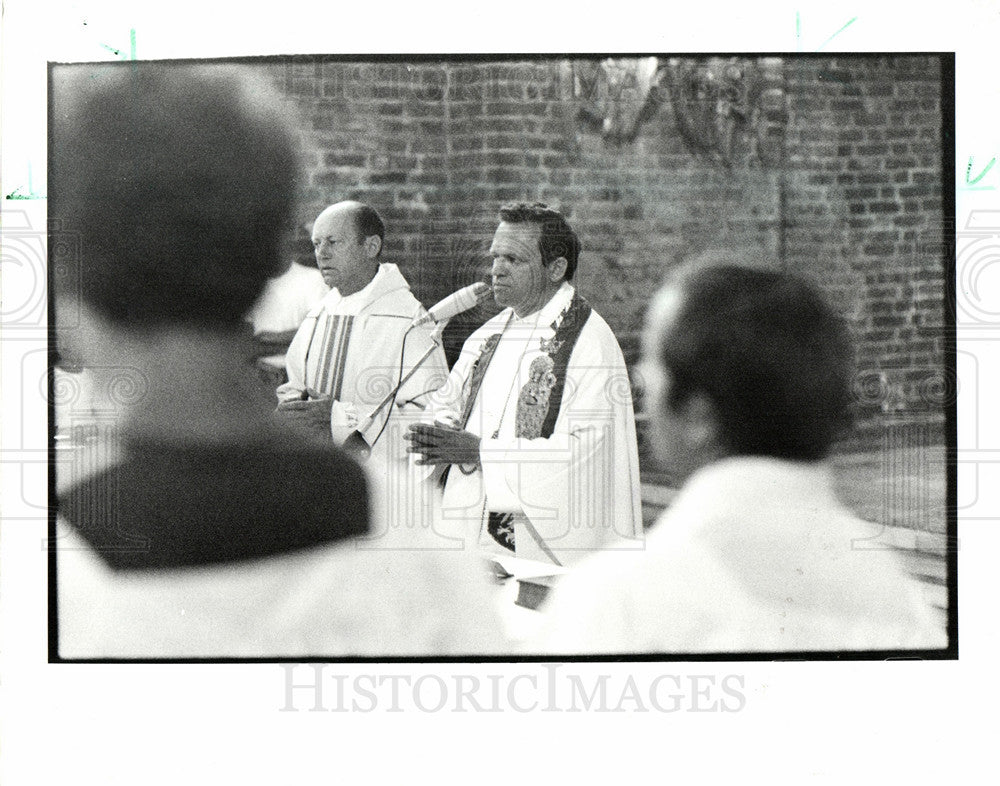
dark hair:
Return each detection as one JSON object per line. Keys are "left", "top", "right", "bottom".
{"left": 350, "top": 203, "right": 386, "bottom": 257}
{"left": 50, "top": 63, "right": 300, "bottom": 327}
{"left": 498, "top": 202, "right": 580, "bottom": 281}
{"left": 658, "top": 263, "right": 854, "bottom": 461}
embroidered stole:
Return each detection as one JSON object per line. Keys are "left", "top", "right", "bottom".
{"left": 479, "top": 293, "right": 593, "bottom": 555}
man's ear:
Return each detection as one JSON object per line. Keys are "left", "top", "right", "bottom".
{"left": 364, "top": 235, "right": 382, "bottom": 259}
{"left": 676, "top": 391, "right": 720, "bottom": 451}
{"left": 545, "top": 256, "right": 568, "bottom": 282}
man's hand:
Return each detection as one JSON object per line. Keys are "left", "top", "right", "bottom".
{"left": 405, "top": 423, "right": 482, "bottom": 467}
{"left": 275, "top": 394, "right": 334, "bottom": 438}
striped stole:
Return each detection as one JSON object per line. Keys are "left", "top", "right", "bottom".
{"left": 305, "top": 313, "right": 355, "bottom": 398}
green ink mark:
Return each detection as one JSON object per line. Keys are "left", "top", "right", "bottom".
{"left": 5, "top": 186, "right": 44, "bottom": 200}
{"left": 5, "top": 163, "right": 45, "bottom": 200}
{"left": 795, "top": 12, "right": 859, "bottom": 52}
{"left": 965, "top": 156, "right": 996, "bottom": 186}
{"left": 816, "top": 16, "right": 857, "bottom": 51}
{"left": 98, "top": 29, "right": 137, "bottom": 61}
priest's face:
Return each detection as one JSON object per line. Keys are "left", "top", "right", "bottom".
{"left": 489, "top": 221, "right": 562, "bottom": 318}
{"left": 311, "top": 204, "right": 379, "bottom": 297}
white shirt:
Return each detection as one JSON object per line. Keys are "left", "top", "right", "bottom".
{"left": 57, "top": 522, "right": 507, "bottom": 658}
{"left": 538, "top": 456, "right": 947, "bottom": 654}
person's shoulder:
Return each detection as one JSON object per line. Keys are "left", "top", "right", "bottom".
{"left": 281, "top": 543, "right": 510, "bottom": 655}
{"left": 376, "top": 264, "right": 417, "bottom": 297}
{"left": 565, "top": 303, "right": 628, "bottom": 370}
{"left": 206, "top": 431, "right": 369, "bottom": 512}
{"left": 226, "top": 433, "right": 372, "bottom": 541}
{"left": 370, "top": 287, "right": 422, "bottom": 315}
{"left": 307, "top": 286, "right": 339, "bottom": 314}
{"left": 577, "top": 302, "right": 620, "bottom": 344}
{"left": 354, "top": 264, "right": 419, "bottom": 315}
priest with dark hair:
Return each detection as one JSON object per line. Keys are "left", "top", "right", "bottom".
{"left": 407, "top": 202, "right": 644, "bottom": 569}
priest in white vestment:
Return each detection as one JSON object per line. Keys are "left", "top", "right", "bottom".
{"left": 406, "top": 202, "right": 643, "bottom": 567}
{"left": 277, "top": 202, "right": 449, "bottom": 535}
{"left": 537, "top": 260, "right": 947, "bottom": 654}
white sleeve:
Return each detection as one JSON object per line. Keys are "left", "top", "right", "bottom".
{"left": 363, "top": 328, "right": 452, "bottom": 457}
{"left": 276, "top": 313, "right": 318, "bottom": 403}
{"left": 394, "top": 323, "right": 451, "bottom": 411}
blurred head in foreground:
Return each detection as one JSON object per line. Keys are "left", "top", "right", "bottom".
{"left": 642, "top": 260, "right": 854, "bottom": 482}
{"left": 51, "top": 62, "right": 302, "bottom": 435}
{"left": 51, "top": 62, "right": 299, "bottom": 335}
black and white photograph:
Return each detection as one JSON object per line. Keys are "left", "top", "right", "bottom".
{"left": 48, "top": 53, "right": 954, "bottom": 659}
{"left": 1, "top": 2, "right": 995, "bottom": 783}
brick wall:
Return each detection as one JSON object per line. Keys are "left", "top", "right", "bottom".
{"left": 268, "top": 55, "right": 947, "bottom": 451}
{"left": 782, "top": 56, "right": 947, "bottom": 445}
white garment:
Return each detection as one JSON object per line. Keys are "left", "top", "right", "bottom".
{"left": 246, "top": 261, "right": 329, "bottom": 335}
{"left": 279, "top": 263, "right": 448, "bottom": 532}
{"left": 537, "top": 457, "right": 947, "bottom": 654}
{"left": 56, "top": 521, "right": 506, "bottom": 658}
{"left": 426, "top": 282, "right": 643, "bottom": 566}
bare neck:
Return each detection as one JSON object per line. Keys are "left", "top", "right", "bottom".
{"left": 336, "top": 263, "right": 380, "bottom": 298}
{"left": 512, "top": 280, "right": 565, "bottom": 319}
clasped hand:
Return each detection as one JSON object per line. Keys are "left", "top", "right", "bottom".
{"left": 405, "top": 423, "right": 482, "bottom": 467}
